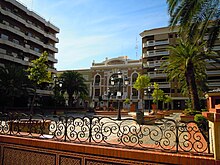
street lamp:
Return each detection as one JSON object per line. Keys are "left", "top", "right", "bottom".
{"left": 148, "top": 86, "right": 151, "bottom": 113}
{"left": 110, "top": 71, "right": 129, "bottom": 120}
{"left": 107, "top": 88, "right": 111, "bottom": 110}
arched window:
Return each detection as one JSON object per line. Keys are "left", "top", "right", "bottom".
{"left": 95, "top": 75, "right": 100, "bottom": 85}
{"left": 132, "top": 73, "right": 138, "bottom": 84}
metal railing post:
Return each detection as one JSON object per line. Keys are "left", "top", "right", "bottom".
{"left": 89, "top": 117, "right": 92, "bottom": 143}
{"left": 64, "top": 116, "right": 68, "bottom": 142}
{"left": 175, "top": 121, "right": 179, "bottom": 153}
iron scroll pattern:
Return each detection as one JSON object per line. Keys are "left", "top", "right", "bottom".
{"left": 0, "top": 112, "right": 209, "bottom": 154}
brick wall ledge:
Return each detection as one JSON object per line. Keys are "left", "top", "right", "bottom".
{"left": 0, "top": 135, "right": 218, "bottom": 165}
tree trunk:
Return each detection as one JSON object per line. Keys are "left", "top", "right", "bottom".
{"left": 30, "top": 86, "right": 37, "bottom": 114}
{"left": 185, "top": 62, "right": 201, "bottom": 111}
{"left": 68, "top": 94, "right": 73, "bottom": 107}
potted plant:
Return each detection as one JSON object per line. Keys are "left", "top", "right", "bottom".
{"left": 151, "top": 82, "right": 165, "bottom": 114}
{"left": 123, "top": 98, "right": 130, "bottom": 111}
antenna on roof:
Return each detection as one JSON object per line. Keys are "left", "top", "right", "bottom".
{"left": 135, "top": 37, "right": 138, "bottom": 59}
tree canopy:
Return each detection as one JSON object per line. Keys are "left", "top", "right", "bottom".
{"left": 60, "top": 71, "right": 88, "bottom": 107}
{"left": 26, "top": 51, "right": 52, "bottom": 112}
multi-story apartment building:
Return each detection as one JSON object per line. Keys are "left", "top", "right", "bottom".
{"left": 140, "top": 26, "right": 220, "bottom": 110}
{"left": 0, "top": 0, "right": 59, "bottom": 70}
{"left": 0, "top": 0, "right": 59, "bottom": 95}
{"left": 91, "top": 56, "right": 142, "bottom": 110}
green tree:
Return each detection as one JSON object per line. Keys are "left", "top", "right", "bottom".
{"left": 163, "top": 95, "right": 172, "bottom": 110}
{"left": 60, "top": 71, "right": 88, "bottom": 107}
{"left": 167, "top": 0, "right": 220, "bottom": 48}
{"left": 53, "top": 76, "right": 65, "bottom": 107}
{"left": 163, "top": 36, "right": 217, "bottom": 111}
{"left": 0, "top": 64, "right": 28, "bottom": 107}
{"left": 152, "top": 82, "right": 165, "bottom": 111}
{"left": 133, "top": 74, "right": 151, "bottom": 111}
{"left": 26, "top": 51, "right": 52, "bottom": 112}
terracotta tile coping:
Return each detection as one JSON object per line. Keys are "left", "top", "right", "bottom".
{"left": 0, "top": 135, "right": 217, "bottom": 165}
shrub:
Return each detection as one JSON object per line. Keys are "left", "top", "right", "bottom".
{"left": 194, "top": 114, "right": 208, "bottom": 131}
{"left": 183, "top": 108, "right": 200, "bottom": 116}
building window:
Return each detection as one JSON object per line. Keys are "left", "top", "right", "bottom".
{"left": 95, "top": 75, "right": 101, "bottom": 85}
{"left": 132, "top": 73, "right": 138, "bottom": 84}
{"left": 95, "top": 89, "right": 100, "bottom": 96}
{"left": 132, "top": 88, "right": 138, "bottom": 96}
{"left": 1, "top": 34, "right": 9, "bottom": 40}
{"left": 13, "top": 39, "right": 19, "bottom": 44}
{"left": 34, "top": 47, "right": 40, "bottom": 52}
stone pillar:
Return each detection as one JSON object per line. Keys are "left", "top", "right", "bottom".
{"left": 203, "top": 94, "right": 220, "bottom": 160}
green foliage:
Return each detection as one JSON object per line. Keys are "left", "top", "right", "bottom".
{"left": 163, "top": 35, "right": 217, "bottom": 111}
{"left": 26, "top": 51, "right": 52, "bottom": 112}
{"left": 183, "top": 108, "right": 200, "bottom": 116}
{"left": 26, "top": 51, "right": 52, "bottom": 85}
{"left": 166, "top": 0, "right": 220, "bottom": 111}
{"left": 61, "top": 71, "right": 88, "bottom": 107}
{"left": 194, "top": 114, "right": 208, "bottom": 130}
{"left": 133, "top": 74, "right": 151, "bottom": 91}
{"left": 0, "top": 64, "right": 29, "bottom": 107}
{"left": 124, "top": 98, "right": 130, "bottom": 105}
{"left": 164, "top": 95, "right": 172, "bottom": 103}
{"left": 167, "top": 0, "right": 220, "bottom": 48}
{"left": 194, "top": 114, "right": 207, "bottom": 123}
{"left": 152, "top": 82, "right": 165, "bottom": 103}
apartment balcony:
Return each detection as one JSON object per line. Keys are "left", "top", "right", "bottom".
{"left": 206, "top": 70, "right": 220, "bottom": 75}
{"left": 143, "top": 39, "right": 169, "bottom": 48}
{"left": 157, "top": 82, "right": 171, "bottom": 88}
{"left": 1, "top": 23, "right": 24, "bottom": 38}
{"left": 208, "top": 81, "right": 220, "bottom": 87}
{"left": 36, "top": 89, "right": 53, "bottom": 95}
{"left": 1, "top": 8, "right": 27, "bottom": 25}
{"left": 143, "top": 50, "right": 169, "bottom": 58}
{"left": 0, "top": 38, "right": 57, "bottom": 63}
{"left": 45, "top": 33, "right": 59, "bottom": 43}
{"left": 148, "top": 72, "right": 167, "bottom": 78}
{"left": 0, "top": 54, "right": 29, "bottom": 66}
{"left": 48, "top": 56, "right": 58, "bottom": 63}
{"left": 0, "top": 23, "right": 48, "bottom": 48}
{"left": 144, "top": 60, "right": 167, "bottom": 68}
{"left": 213, "top": 45, "right": 220, "bottom": 51}
{"left": 1, "top": 7, "right": 59, "bottom": 43}
{"left": 48, "top": 67, "right": 57, "bottom": 73}
{"left": 45, "top": 44, "right": 58, "bottom": 53}
{"left": 0, "top": 38, "right": 25, "bottom": 51}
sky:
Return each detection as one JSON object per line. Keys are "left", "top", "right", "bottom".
{"left": 18, "top": 0, "right": 169, "bottom": 70}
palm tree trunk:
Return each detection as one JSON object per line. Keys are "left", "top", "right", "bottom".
{"left": 185, "top": 62, "right": 201, "bottom": 111}
{"left": 68, "top": 94, "right": 73, "bottom": 107}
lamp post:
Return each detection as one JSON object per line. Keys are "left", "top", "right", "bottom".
{"left": 107, "top": 88, "right": 111, "bottom": 111}
{"left": 148, "top": 86, "right": 151, "bottom": 113}
{"left": 110, "top": 71, "right": 129, "bottom": 120}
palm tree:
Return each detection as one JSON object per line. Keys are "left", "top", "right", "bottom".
{"left": 0, "top": 64, "right": 28, "bottom": 107}
{"left": 163, "top": 35, "right": 217, "bottom": 111}
{"left": 60, "top": 71, "right": 88, "bottom": 107}
{"left": 167, "top": 0, "right": 220, "bottom": 48}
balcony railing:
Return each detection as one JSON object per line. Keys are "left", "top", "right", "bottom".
{"left": 144, "top": 60, "right": 167, "bottom": 68}
{"left": 1, "top": 6, "right": 59, "bottom": 43}
{"left": 143, "top": 51, "right": 169, "bottom": 58}
{"left": 143, "top": 40, "right": 169, "bottom": 48}
{"left": 148, "top": 72, "right": 167, "bottom": 78}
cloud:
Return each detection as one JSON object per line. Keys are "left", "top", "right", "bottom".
{"left": 17, "top": 0, "right": 169, "bottom": 70}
